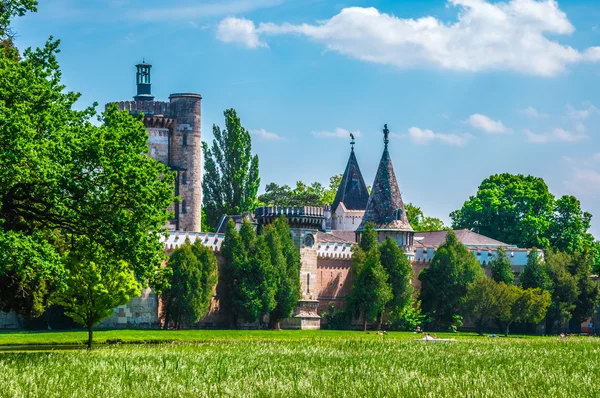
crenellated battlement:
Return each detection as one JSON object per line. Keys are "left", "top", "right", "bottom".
{"left": 108, "top": 100, "right": 171, "bottom": 116}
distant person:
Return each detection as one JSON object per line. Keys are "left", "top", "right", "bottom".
{"left": 589, "top": 321, "right": 594, "bottom": 336}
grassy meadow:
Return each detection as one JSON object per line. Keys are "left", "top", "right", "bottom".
{"left": 0, "top": 330, "right": 599, "bottom": 397}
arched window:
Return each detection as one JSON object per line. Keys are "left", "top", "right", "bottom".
{"left": 394, "top": 209, "right": 403, "bottom": 220}
{"left": 182, "top": 200, "right": 187, "bottom": 213}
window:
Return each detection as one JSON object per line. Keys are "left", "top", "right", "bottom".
{"left": 182, "top": 200, "right": 187, "bottom": 213}
{"left": 182, "top": 172, "right": 187, "bottom": 185}
{"left": 182, "top": 134, "right": 187, "bottom": 146}
{"left": 306, "top": 273, "right": 310, "bottom": 293}
{"left": 394, "top": 209, "right": 403, "bottom": 220}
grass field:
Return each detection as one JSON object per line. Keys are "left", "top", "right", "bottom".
{"left": 0, "top": 330, "right": 599, "bottom": 397}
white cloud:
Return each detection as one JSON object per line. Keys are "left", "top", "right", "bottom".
{"left": 217, "top": 17, "right": 267, "bottom": 48}
{"left": 519, "top": 106, "right": 548, "bottom": 118}
{"left": 523, "top": 127, "right": 587, "bottom": 143}
{"left": 404, "top": 127, "right": 470, "bottom": 146}
{"left": 466, "top": 114, "right": 510, "bottom": 134}
{"left": 250, "top": 128, "right": 284, "bottom": 140}
{"left": 311, "top": 127, "right": 362, "bottom": 138}
{"left": 217, "top": 1, "right": 600, "bottom": 76}
{"left": 566, "top": 103, "right": 598, "bottom": 120}
{"left": 133, "top": 0, "right": 282, "bottom": 21}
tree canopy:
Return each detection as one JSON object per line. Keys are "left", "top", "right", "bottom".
{"left": 0, "top": 15, "right": 173, "bottom": 317}
{"left": 450, "top": 174, "right": 595, "bottom": 252}
{"left": 419, "top": 230, "right": 486, "bottom": 329}
{"left": 161, "top": 240, "right": 218, "bottom": 329}
{"left": 489, "top": 247, "right": 514, "bottom": 285}
{"left": 202, "top": 109, "right": 260, "bottom": 229}
{"left": 258, "top": 174, "right": 342, "bottom": 208}
{"left": 405, "top": 203, "right": 447, "bottom": 232}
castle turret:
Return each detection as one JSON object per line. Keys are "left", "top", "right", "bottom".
{"left": 134, "top": 61, "right": 154, "bottom": 101}
{"left": 107, "top": 62, "right": 202, "bottom": 232}
{"left": 356, "top": 124, "right": 414, "bottom": 257}
{"left": 331, "top": 133, "right": 369, "bottom": 231}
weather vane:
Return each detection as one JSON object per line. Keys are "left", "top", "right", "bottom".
{"left": 350, "top": 132, "right": 355, "bottom": 150}
{"left": 383, "top": 124, "right": 389, "bottom": 147}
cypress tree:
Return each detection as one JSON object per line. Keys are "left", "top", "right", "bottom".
{"left": 379, "top": 237, "right": 413, "bottom": 326}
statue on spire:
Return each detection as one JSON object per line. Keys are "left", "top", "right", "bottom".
{"left": 350, "top": 132, "right": 355, "bottom": 150}
{"left": 383, "top": 124, "right": 389, "bottom": 147}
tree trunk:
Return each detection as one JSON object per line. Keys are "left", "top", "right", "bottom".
{"left": 87, "top": 323, "right": 93, "bottom": 351}
{"left": 375, "top": 312, "right": 382, "bottom": 331}
{"left": 362, "top": 313, "right": 367, "bottom": 332}
{"left": 504, "top": 323, "right": 510, "bottom": 337}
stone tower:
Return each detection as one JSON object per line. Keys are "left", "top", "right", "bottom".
{"left": 330, "top": 134, "right": 370, "bottom": 231}
{"left": 356, "top": 124, "right": 414, "bottom": 259}
{"left": 254, "top": 206, "right": 324, "bottom": 329}
{"left": 108, "top": 62, "right": 202, "bottom": 231}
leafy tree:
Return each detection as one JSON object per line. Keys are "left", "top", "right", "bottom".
{"left": 462, "top": 278, "right": 500, "bottom": 335}
{"left": 220, "top": 219, "right": 245, "bottom": 327}
{"left": 349, "top": 246, "right": 392, "bottom": 331}
{"left": 419, "top": 231, "right": 485, "bottom": 330}
{"left": 265, "top": 216, "right": 301, "bottom": 329}
{"left": 544, "top": 250, "right": 579, "bottom": 334}
{"left": 322, "top": 174, "right": 343, "bottom": 205}
{"left": 550, "top": 195, "right": 595, "bottom": 254}
{"left": 495, "top": 283, "right": 551, "bottom": 336}
{"left": 161, "top": 240, "right": 218, "bottom": 329}
{"left": 202, "top": 109, "right": 260, "bottom": 229}
{"left": 379, "top": 237, "right": 413, "bottom": 325}
{"left": 489, "top": 247, "right": 514, "bottom": 285}
{"left": 450, "top": 174, "right": 595, "bottom": 252}
{"left": 405, "top": 203, "right": 447, "bottom": 232}
{"left": 259, "top": 174, "right": 344, "bottom": 208}
{"left": 0, "top": 19, "right": 173, "bottom": 316}
{"left": 391, "top": 300, "right": 428, "bottom": 331}
{"left": 0, "top": 0, "right": 37, "bottom": 50}
{"left": 51, "top": 238, "right": 141, "bottom": 349}
{"left": 520, "top": 250, "right": 551, "bottom": 291}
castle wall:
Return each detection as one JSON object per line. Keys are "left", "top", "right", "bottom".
{"left": 147, "top": 128, "right": 170, "bottom": 165}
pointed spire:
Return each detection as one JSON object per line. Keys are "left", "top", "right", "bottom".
{"left": 357, "top": 125, "right": 412, "bottom": 232}
{"left": 331, "top": 140, "right": 369, "bottom": 213}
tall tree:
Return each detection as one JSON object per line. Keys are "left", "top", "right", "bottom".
{"left": 419, "top": 231, "right": 485, "bottom": 330}
{"left": 405, "top": 203, "right": 447, "bottom": 232}
{"left": 567, "top": 249, "right": 600, "bottom": 330}
{"left": 202, "top": 109, "right": 260, "bottom": 228}
{"left": 161, "top": 240, "right": 218, "bottom": 329}
{"left": 495, "top": 283, "right": 551, "bottom": 337}
{"left": 266, "top": 216, "right": 301, "bottom": 329}
{"left": 0, "top": 20, "right": 173, "bottom": 316}
{"left": 379, "top": 237, "right": 414, "bottom": 325}
{"left": 450, "top": 174, "right": 595, "bottom": 252}
{"left": 349, "top": 246, "right": 392, "bottom": 331}
{"left": 544, "top": 250, "right": 579, "bottom": 334}
{"left": 51, "top": 237, "right": 141, "bottom": 350}
{"left": 489, "top": 247, "right": 514, "bottom": 285}
{"left": 220, "top": 219, "right": 246, "bottom": 327}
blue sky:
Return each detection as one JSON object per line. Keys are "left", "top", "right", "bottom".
{"left": 14, "top": 0, "right": 600, "bottom": 238}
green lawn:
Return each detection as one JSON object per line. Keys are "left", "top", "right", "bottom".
{"left": 0, "top": 330, "right": 598, "bottom": 397}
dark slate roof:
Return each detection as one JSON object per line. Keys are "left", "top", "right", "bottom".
{"left": 413, "top": 229, "right": 512, "bottom": 248}
{"left": 317, "top": 230, "right": 357, "bottom": 244}
{"left": 357, "top": 143, "right": 413, "bottom": 232}
{"left": 331, "top": 149, "right": 370, "bottom": 213}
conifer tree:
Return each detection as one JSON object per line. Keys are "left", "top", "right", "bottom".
{"left": 266, "top": 216, "right": 301, "bottom": 329}
{"left": 379, "top": 237, "right": 413, "bottom": 326}
{"left": 520, "top": 250, "right": 551, "bottom": 291}
{"left": 418, "top": 231, "right": 485, "bottom": 330}
{"left": 490, "top": 247, "right": 514, "bottom": 285}
{"left": 568, "top": 249, "right": 600, "bottom": 328}
{"left": 220, "top": 219, "right": 245, "bottom": 327}
{"left": 544, "top": 250, "right": 578, "bottom": 334}
{"left": 202, "top": 109, "right": 260, "bottom": 229}
{"left": 350, "top": 246, "right": 392, "bottom": 331}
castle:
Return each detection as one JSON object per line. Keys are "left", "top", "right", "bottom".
{"left": 0, "top": 62, "right": 552, "bottom": 330}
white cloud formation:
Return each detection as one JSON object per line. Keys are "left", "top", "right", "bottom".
{"left": 566, "top": 103, "right": 598, "bottom": 120}
{"left": 250, "top": 128, "right": 284, "bottom": 140}
{"left": 134, "top": 0, "right": 282, "bottom": 21}
{"left": 217, "top": 17, "right": 267, "bottom": 48}
{"left": 404, "top": 127, "right": 470, "bottom": 146}
{"left": 519, "top": 106, "right": 548, "bottom": 118}
{"left": 217, "top": 1, "right": 600, "bottom": 76}
{"left": 564, "top": 154, "right": 600, "bottom": 196}
{"left": 311, "top": 128, "right": 362, "bottom": 138}
{"left": 466, "top": 114, "right": 510, "bottom": 134}
{"left": 523, "top": 127, "right": 587, "bottom": 143}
